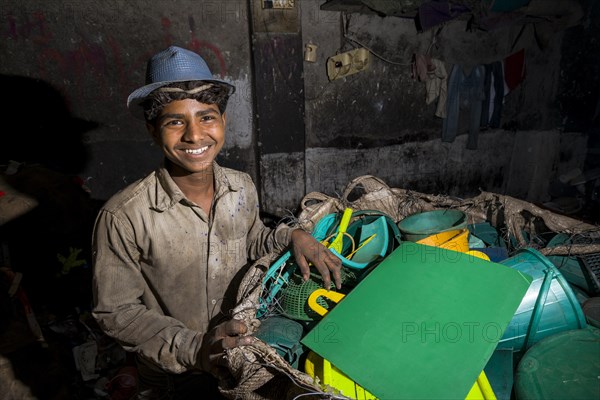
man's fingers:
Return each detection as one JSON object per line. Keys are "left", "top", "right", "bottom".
{"left": 208, "top": 335, "right": 253, "bottom": 368}
{"left": 223, "top": 319, "right": 248, "bottom": 336}
{"left": 290, "top": 229, "right": 343, "bottom": 289}
{"left": 329, "top": 258, "right": 343, "bottom": 290}
{"left": 315, "top": 247, "right": 342, "bottom": 290}
{"left": 221, "top": 334, "right": 254, "bottom": 350}
{"left": 296, "top": 255, "right": 311, "bottom": 281}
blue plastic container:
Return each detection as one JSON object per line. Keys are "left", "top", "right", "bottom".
{"left": 497, "top": 248, "right": 587, "bottom": 353}
{"left": 467, "top": 222, "right": 506, "bottom": 248}
{"left": 476, "top": 247, "right": 509, "bottom": 263}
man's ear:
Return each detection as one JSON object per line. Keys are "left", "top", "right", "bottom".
{"left": 221, "top": 112, "right": 226, "bottom": 127}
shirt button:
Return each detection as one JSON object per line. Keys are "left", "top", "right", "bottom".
{"left": 211, "top": 299, "right": 216, "bottom": 305}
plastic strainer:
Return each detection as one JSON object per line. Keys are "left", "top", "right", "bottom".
{"left": 279, "top": 268, "right": 358, "bottom": 321}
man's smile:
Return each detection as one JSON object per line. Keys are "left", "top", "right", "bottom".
{"left": 183, "top": 146, "right": 209, "bottom": 155}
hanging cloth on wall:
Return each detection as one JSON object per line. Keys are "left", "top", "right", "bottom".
{"left": 360, "top": 0, "right": 422, "bottom": 16}
{"left": 413, "top": 54, "right": 448, "bottom": 118}
{"left": 504, "top": 48, "right": 526, "bottom": 94}
{"left": 412, "top": 53, "right": 433, "bottom": 82}
{"left": 480, "top": 61, "right": 505, "bottom": 129}
{"left": 488, "top": 0, "right": 530, "bottom": 12}
{"left": 417, "top": 0, "right": 471, "bottom": 32}
{"left": 442, "top": 64, "right": 486, "bottom": 150}
{"left": 427, "top": 59, "right": 448, "bottom": 118}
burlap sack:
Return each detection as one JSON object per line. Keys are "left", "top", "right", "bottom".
{"left": 220, "top": 175, "right": 600, "bottom": 399}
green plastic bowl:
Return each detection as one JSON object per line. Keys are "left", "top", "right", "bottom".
{"left": 515, "top": 326, "right": 600, "bottom": 400}
{"left": 397, "top": 209, "right": 467, "bottom": 242}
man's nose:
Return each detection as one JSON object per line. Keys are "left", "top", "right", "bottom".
{"left": 182, "top": 120, "right": 204, "bottom": 142}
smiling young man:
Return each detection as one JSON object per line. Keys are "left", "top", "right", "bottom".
{"left": 91, "top": 46, "right": 341, "bottom": 399}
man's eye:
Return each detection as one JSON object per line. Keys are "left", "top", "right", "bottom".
{"left": 165, "top": 120, "right": 183, "bottom": 126}
{"left": 201, "top": 115, "right": 215, "bottom": 121}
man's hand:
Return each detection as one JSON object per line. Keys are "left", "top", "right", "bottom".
{"left": 198, "top": 319, "right": 253, "bottom": 378}
{"left": 291, "top": 228, "right": 342, "bottom": 290}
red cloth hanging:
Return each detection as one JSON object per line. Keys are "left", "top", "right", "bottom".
{"left": 504, "top": 49, "right": 526, "bottom": 92}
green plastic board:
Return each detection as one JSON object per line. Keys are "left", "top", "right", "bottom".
{"left": 301, "top": 242, "right": 532, "bottom": 400}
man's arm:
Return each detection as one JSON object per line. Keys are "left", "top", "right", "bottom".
{"left": 241, "top": 176, "right": 342, "bottom": 288}
{"left": 91, "top": 210, "right": 204, "bottom": 373}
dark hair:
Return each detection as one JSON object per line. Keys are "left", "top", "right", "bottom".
{"left": 141, "top": 81, "right": 231, "bottom": 122}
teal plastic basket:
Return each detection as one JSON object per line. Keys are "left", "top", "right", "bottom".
{"left": 257, "top": 213, "right": 337, "bottom": 318}
{"left": 258, "top": 210, "right": 401, "bottom": 318}
{"left": 497, "top": 247, "right": 587, "bottom": 353}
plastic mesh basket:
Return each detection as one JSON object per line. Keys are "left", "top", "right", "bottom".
{"left": 257, "top": 214, "right": 339, "bottom": 319}
{"left": 279, "top": 268, "right": 358, "bottom": 321}
{"left": 258, "top": 210, "right": 400, "bottom": 319}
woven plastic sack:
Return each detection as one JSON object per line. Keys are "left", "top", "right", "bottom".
{"left": 296, "top": 175, "right": 403, "bottom": 232}
{"left": 218, "top": 255, "right": 330, "bottom": 399}
{"left": 219, "top": 175, "right": 600, "bottom": 399}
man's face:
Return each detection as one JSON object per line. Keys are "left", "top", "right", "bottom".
{"left": 148, "top": 99, "right": 226, "bottom": 176}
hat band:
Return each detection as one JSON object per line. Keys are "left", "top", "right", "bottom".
{"left": 157, "top": 83, "right": 213, "bottom": 94}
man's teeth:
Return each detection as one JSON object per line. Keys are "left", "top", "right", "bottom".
{"left": 184, "top": 146, "right": 209, "bottom": 154}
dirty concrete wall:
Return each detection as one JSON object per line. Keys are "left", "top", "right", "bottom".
{"left": 305, "top": 129, "right": 588, "bottom": 202}
{"left": 0, "top": 0, "right": 594, "bottom": 218}
{"left": 0, "top": 0, "right": 255, "bottom": 201}
{"left": 249, "top": 2, "right": 306, "bottom": 219}
{"left": 558, "top": 0, "right": 600, "bottom": 179}
{"left": 295, "top": 0, "right": 589, "bottom": 211}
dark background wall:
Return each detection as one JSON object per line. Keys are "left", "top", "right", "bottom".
{"left": 0, "top": 0, "right": 256, "bottom": 200}
{"left": 0, "top": 0, "right": 598, "bottom": 219}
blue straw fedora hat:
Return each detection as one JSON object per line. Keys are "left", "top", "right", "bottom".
{"left": 127, "top": 46, "right": 235, "bottom": 119}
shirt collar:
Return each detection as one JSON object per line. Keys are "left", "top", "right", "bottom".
{"left": 153, "top": 161, "right": 242, "bottom": 212}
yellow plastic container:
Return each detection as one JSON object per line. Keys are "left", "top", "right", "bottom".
{"left": 465, "top": 250, "right": 491, "bottom": 261}
{"left": 415, "top": 229, "right": 463, "bottom": 246}
{"left": 305, "top": 351, "right": 377, "bottom": 400}
{"left": 305, "top": 351, "right": 496, "bottom": 400}
{"left": 465, "top": 371, "right": 497, "bottom": 400}
{"left": 417, "top": 228, "right": 470, "bottom": 253}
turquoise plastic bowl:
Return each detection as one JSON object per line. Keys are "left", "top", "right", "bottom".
{"left": 397, "top": 209, "right": 467, "bottom": 242}
{"left": 330, "top": 215, "right": 390, "bottom": 270}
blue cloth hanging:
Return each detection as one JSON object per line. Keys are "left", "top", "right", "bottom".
{"left": 442, "top": 64, "right": 485, "bottom": 150}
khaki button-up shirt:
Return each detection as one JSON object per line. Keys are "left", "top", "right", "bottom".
{"left": 92, "top": 163, "right": 293, "bottom": 373}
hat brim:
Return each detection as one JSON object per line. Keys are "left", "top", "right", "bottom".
{"left": 127, "top": 78, "right": 235, "bottom": 120}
